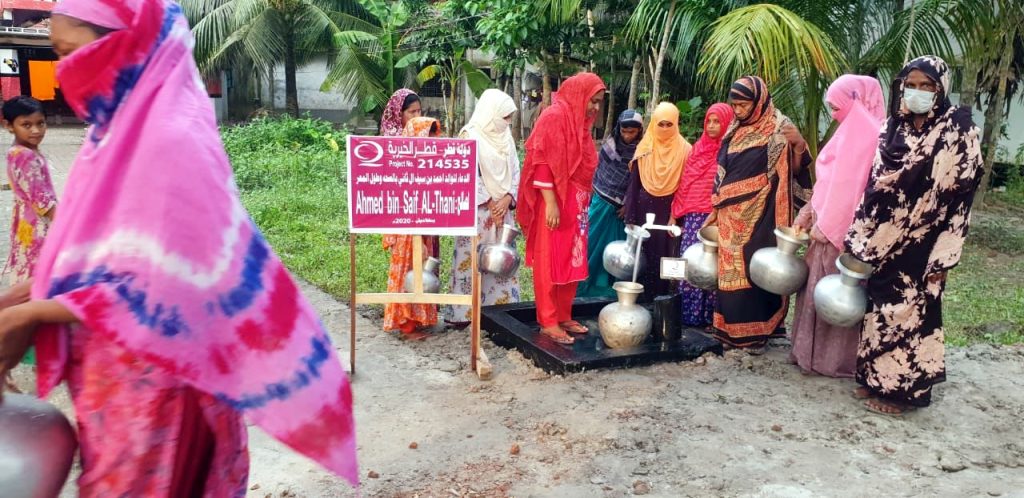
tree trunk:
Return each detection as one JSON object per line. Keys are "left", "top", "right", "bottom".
{"left": 284, "top": 29, "right": 299, "bottom": 117}
{"left": 959, "top": 51, "right": 981, "bottom": 111}
{"left": 604, "top": 58, "right": 617, "bottom": 140}
{"left": 513, "top": 65, "right": 524, "bottom": 142}
{"left": 541, "top": 50, "right": 553, "bottom": 108}
{"left": 627, "top": 58, "right": 641, "bottom": 110}
{"left": 648, "top": 0, "right": 677, "bottom": 116}
{"left": 973, "top": 24, "right": 1018, "bottom": 208}
{"left": 587, "top": 9, "right": 597, "bottom": 71}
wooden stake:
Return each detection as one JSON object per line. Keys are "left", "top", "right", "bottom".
{"left": 470, "top": 235, "right": 481, "bottom": 375}
{"left": 348, "top": 233, "right": 357, "bottom": 375}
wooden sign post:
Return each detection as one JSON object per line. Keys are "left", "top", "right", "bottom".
{"left": 346, "top": 135, "right": 489, "bottom": 379}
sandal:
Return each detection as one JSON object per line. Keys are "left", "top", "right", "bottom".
{"left": 559, "top": 320, "right": 589, "bottom": 335}
{"left": 3, "top": 374, "right": 22, "bottom": 394}
{"left": 540, "top": 327, "right": 575, "bottom": 345}
{"left": 864, "top": 398, "right": 916, "bottom": 417}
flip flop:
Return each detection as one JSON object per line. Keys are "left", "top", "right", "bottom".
{"left": 559, "top": 321, "right": 589, "bottom": 334}
{"left": 864, "top": 398, "right": 915, "bottom": 417}
{"left": 541, "top": 327, "right": 575, "bottom": 345}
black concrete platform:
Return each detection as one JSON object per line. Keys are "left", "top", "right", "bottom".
{"left": 481, "top": 297, "right": 723, "bottom": 375}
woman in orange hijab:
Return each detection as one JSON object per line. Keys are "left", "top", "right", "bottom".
{"left": 623, "top": 102, "right": 692, "bottom": 300}
{"left": 517, "top": 73, "right": 606, "bottom": 345}
{"left": 382, "top": 117, "right": 443, "bottom": 340}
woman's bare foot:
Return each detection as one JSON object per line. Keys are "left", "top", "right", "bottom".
{"left": 559, "top": 320, "right": 589, "bottom": 335}
{"left": 852, "top": 387, "right": 873, "bottom": 399}
{"left": 540, "top": 326, "right": 575, "bottom": 344}
{"left": 864, "top": 398, "right": 915, "bottom": 416}
{"left": 402, "top": 330, "right": 432, "bottom": 341}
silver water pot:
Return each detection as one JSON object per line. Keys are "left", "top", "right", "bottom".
{"left": 479, "top": 224, "right": 521, "bottom": 277}
{"left": 750, "top": 226, "right": 810, "bottom": 295}
{"left": 0, "top": 394, "right": 77, "bottom": 498}
{"left": 404, "top": 257, "right": 441, "bottom": 293}
{"left": 813, "top": 253, "right": 873, "bottom": 327}
{"left": 602, "top": 226, "right": 650, "bottom": 281}
{"left": 682, "top": 226, "right": 719, "bottom": 290}
{"left": 598, "top": 281, "right": 652, "bottom": 349}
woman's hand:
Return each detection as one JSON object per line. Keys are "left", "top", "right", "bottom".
{"left": 545, "top": 202, "right": 560, "bottom": 230}
{"left": 793, "top": 204, "right": 815, "bottom": 230}
{"left": 490, "top": 195, "right": 513, "bottom": 227}
{"left": 782, "top": 123, "right": 807, "bottom": 155}
{"left": 702, "top": 210, "right": 718, "bottom": 228}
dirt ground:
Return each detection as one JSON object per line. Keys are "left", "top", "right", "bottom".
{"left": 6, "top": 127, "right": 1024, "bottom": 497}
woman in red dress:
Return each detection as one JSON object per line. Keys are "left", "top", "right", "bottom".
{"left": 517, "top": 73, "right": 606, "bottom": 345}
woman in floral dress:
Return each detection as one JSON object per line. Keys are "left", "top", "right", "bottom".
{"left": 845, "top": 56, "right": 984, "bottom": 415}
{"left": 446, "top": 90, "right": 521, "bottom": 328}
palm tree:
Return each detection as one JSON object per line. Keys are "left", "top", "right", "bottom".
{"left": 697, "top": 4, "right": 845, "bottom": 152}
{"left": 320, "top": 0, "right": 416, "bottom": 115}
{"left": 183, "top": 0, "right": 354, "bottom": 117}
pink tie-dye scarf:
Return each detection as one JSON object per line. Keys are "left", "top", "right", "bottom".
{"left": 36, "top": 0, "right": 358, "bottom": 485}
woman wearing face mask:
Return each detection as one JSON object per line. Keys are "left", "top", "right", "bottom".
{"left": 624, "top": 102, "right": 692, "bottom": 301}
{"left": 0, "top": 0, "right": 358, "bottom": 494}
{"left": 446, "top": 90, "right": 521, "bottom": 328}
{"left": 517, "top": 72, "right": 606, "bottom": 345}
{"left": 845, "top": 56, "right": 983, "bottom": 415}
{"left": 705, "top": 76, "right": 813, "bottom": 351}
{"left": 669, "top": 103, "right": 733, "bottom": 328}
{"left": 790, "top": 75, "right": 885, "bottom": 378}
{"left": 577, "top": 109, "right": 644, "bottom": 298}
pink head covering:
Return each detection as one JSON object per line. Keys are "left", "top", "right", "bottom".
{"left": 54, "top": 0, "right": 131, "bottom": 30}
{"left": 825, "top": 74, "right": 885, "bottom": 123}
{"left": 36, "top": 0, "right": 358, "bottom": 485}
{"left": 379, "top": 88, "right": 416, "bottom": 136}
{"left": 811, "top": 75, "right": 886, "bottom": 248}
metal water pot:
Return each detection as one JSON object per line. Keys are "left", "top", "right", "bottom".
{"left": 404, "top": 257, "right": 441, "bottom": 293}
{"left": 602, "top": 226, "right": 650, "bottom": 281}
{"left": 598, "top": 281, "right": 652, "bottom": 349}
{"left": 682, "top": 226, "right": 719, "bottom": 290}
{"left": 749, "top": 226, "right": 810, "bottom": 295}
{"left": 813, "top": 253, "right": 873, "bottom": 327}
{"left": 479, "top": 224, "right": 521, "bottom": 277}
{"left": 0, "top": 394, "right": 78, "bottom": 498}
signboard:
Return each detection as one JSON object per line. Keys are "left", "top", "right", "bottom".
{"left": 347, "top": 135, "right": 477, "bottom": 236}
{"left": 660, "top": 257, "right": 687, "bottom": 281}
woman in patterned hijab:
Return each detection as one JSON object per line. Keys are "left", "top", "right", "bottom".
{"left": 707, "top": 76, "right": 812, "bottom": 350}
{"left": 845, "top": 56, "right": 984, "bottom": 415}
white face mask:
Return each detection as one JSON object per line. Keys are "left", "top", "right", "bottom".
{"left": 903, "top": 88, "right": 936, "bottom": 114}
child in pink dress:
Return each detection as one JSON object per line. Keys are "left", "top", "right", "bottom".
{"left": 2, "top": 96, "right": 56, "bottom": 391}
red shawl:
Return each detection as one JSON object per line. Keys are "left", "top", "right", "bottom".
{"left": 516, "top": 72, "right": 606, "bottom": 237}
{"left": 672, "top": 103, "right": 733, "bottom": 217}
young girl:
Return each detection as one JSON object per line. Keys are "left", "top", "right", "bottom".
{"left": 3, "top": 96, "right": 56, "bottom": 284}
{"left": 2, "top": 95, "right": 56, "bottom": 392}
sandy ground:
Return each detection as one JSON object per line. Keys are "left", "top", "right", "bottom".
{"left": 5, "top": 127, "right": 1024, "bottom": 497}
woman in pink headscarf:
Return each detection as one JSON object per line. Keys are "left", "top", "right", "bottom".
{"left": 790, "top": 75, "right": 885, "bottom": 378}
{"left": 0, "top": 1, "right": 357, "bottom": 495}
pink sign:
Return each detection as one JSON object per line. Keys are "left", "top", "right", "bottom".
{"left": 347, "top": 135, "right": 478, "bottom": 235}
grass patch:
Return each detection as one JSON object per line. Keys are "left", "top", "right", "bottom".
{"left": 944, "top": 241, "right": 1024, "bottom": 346}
